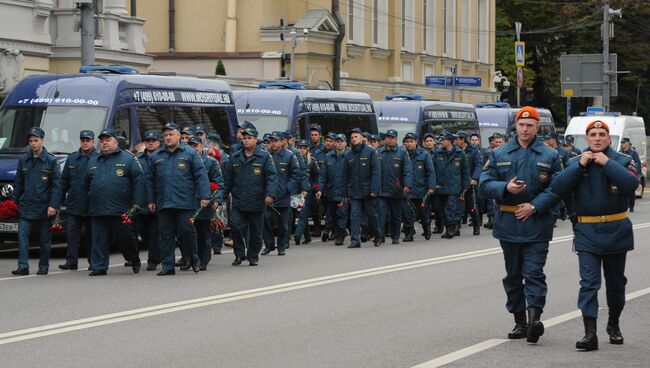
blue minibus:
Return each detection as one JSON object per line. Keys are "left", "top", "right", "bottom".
{"left": 476, "top": 102, "right": 556, "bottom": 147}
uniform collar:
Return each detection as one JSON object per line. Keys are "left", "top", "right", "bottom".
{"left": 31, "top": 147, "right": 49, "bottom": 162}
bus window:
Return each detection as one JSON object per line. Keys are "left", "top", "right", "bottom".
{"left": 428, "top": 120, "right": 479, "bottom": 136}
{"left": 201, "top": 107, "right": 231, "bottom": 147}
{"left": 112, "top": 108, "right": 131, "bottom": 149}
{"left": 136, "top": 106, "right": 172, "bottom": 136}
{"left": 308, "top": 114, "right": 374, "bottom": 136}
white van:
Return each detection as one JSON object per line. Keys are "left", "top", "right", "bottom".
{"left": 565, "top": 113, "right": 647, "bottom": 198}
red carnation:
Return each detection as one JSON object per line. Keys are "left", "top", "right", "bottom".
{"left": 210, "top": 182, "right": 220, "bottom": 192}
{"left": 0, "top": 200, "right": 18, "bottom": 220}
{"left": 394, "top": 181, "right": 401, "bottom": 187}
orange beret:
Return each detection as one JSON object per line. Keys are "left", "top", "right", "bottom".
{"left": 585, "top": 120, "right": 609, "bottom": 133}
{"left": 515, "top": 106, "right": 540, "bottom": 121}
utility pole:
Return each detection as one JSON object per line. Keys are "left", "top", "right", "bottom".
{"left": 289, "top": 28, "right": 297, "bottom": 81}
{"left": 450, "top": 66, "right": 456, "bottom": 102}
{"left": 79, "top": 0, "right": 96, "bottom": 66}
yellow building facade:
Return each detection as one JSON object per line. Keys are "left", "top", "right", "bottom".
{"left": 136, "top": 0, "right": 497, "bottom": 103}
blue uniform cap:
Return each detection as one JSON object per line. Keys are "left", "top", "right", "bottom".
{"left": 262, "top": 133, "right": 272, "bottom": 142}
{"left": 98, "top": 128, "right": 118, "bottom": 139}
{"left": 403, "top": 132, "right": 417, "bottom": 142}
{"left": 565, "top": 135, "right": 575, "bottom": 143}
{"left": 194, "top": 125, "right": 206, "bottom": 134}
{"left": 621, "top": 136, "right": 631, "bottom": 143}
{"left": 269, "top": 131, "right": 283, "bottom": 140}
{"left": 242, "top": 127, "right": 259, "bottom": 137}
{"left": 455, "top": 130, "right": 468, "bottom": 139}
{"left": 187, "top": 137, "right": 203, "bottom": 145}
{"left": 207, "top": 132, "right": 220, "bottom": 141}
{"left": 326, "top": 132, "right": 337, "bottom": 140}
{"left": 350, "top": 128, "right": 363, "bottom": 135}
{"left": 378, "top": 133, "right": 386, "bottom": 140}
{"left": 385, "top": 129, "right": 398, "bottom": 138}
{"left": 27, "top": 127, "right": 45, "bottom": 138}
{"left": 335, "top": 134, "right": 347, "bottom": 142}
{"left": 181, "top": 127, "right": 194, "bottom": 135}
{"left": 283, "top": 130, "right": 294, "bottom": 138}
{"left": 143, "top": 131, "right": 160, "bottom": 141}
{"left": 297, "top": 139, "right": 309, "bottom": 147}
{"left": 162, "top": 122, "right": 181, "bottom": 132}
{"left": 546, "top": 132, "right": 559, "bottom": 140}
{"left": 423, "top": 133, "right": 435, "bottom": 140}
{"left": 369, "top": 134, "right": 379, "bottom": 142}
{"left": 79, "top": 130, "right": 95, "bottom": 139}
{"left": 310, "top": 124, "right": 322, "bottom": 133}
{"left": 239, "top": 120, "right": 255, "bottom": 129}
{"left": 440, "top": 132, "right": 455, "bottom": 141}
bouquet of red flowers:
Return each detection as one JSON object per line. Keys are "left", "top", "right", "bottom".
{"left": 50, "top": 211, "right": 64, "bottom": 231}
{"left": 121, "top": 205, "right": 138, "bottom": 225}
{"left": 189, "top": 183, "right": 220, "bottom": 225}
{"left": 210, "top": 204, "right": 228, "bottom": 233}
{"left": 0, "top": 200, "right": 18, "bottom": 220}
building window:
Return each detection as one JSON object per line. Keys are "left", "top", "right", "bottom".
{"left": 423, "top": 0, "right": 436, "bottom": 54}
{"left": 372, "top": 0, "right": 388, "bottom": 48}
{"left": 444, "top": 0, "right": 456, "bottom": 58}
{"left": 402, "top": 0, "right": 414, "bottom": 51}
{"left": 348, "top": 0, "right": 364, "bottom": 45}
{"left": 478, "top": 0, "right": 489, "bottom": 62}
{"left": 402, "top": 61, "right": 413, "bottom": 82}
{"left": 462, "top": 0, "right": 471, "bottom": 60}
{"left": 423, "top": 63, "right": 434, "bottom": 84}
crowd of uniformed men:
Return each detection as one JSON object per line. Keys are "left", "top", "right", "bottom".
{"left": 10, "top": 105, "right": 641, "bottom": 351}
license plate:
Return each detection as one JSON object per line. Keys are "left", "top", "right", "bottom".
{"left": 0, "top": 222, "right": 18, "bottom": 233}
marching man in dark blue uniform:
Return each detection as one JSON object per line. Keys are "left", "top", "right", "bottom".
{"left": 148, "top": 123, "right": 211, "bottom": 275}
{"left": 262, "top": 132, "right": 300, "bottom": 256}
{"left": 403, "top": 133, "right": 436, "bottom": 241}
{"left": 82, "top": 129, "right": 145, "bottom": 276}
{"left": 619, "top": 137, "right": 641, "bottom": 212}
{"left": 59, "top": 129, "right": 98, "bottom": 271}
{"left": 221, "top": 126, "right": 278, "bottom": 266}
{"left": 454, "top": 130, "right": 483, "bottom": 235}
{"left": 316, "top": 134, "right": 349, "bottom": 246}
{"left": 377, "top": 129, "right": 412, "bottom": 245}
{"left": 479, "top": 106, "right": 562, "bottom": 344}
{"left": 547, "top": 120, "right": 639, "bottom": 351}
{"left": 432, "top": 132, "right": 469, "bottom": 239}
{"left": 343, "top": 128, "right": 382, "bottom": 248}
{"left": 11, "top": 127, "right": 61, "bottom": 276}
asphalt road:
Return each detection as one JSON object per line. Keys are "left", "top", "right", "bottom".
{"left": 1, "top": 198, "right": 649, "bottom": 368}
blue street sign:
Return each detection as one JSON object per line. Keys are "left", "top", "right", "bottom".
{"left": 515, "top": 41, "right": 525, "bottom": 67}
{"left": 586, "top": 106, "right": 605, "bottom": 114}
{"left": 425, "top": 76, "right": 482, "bottom": 88}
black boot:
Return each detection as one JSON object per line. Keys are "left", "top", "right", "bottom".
{"left": 576, "top": 317, "right": 598, "bottom": 350}
{"left": 334, "top": 229, "right": 346, "bottom": 246}
{"left": 484, "top": 216, "right": 493, "bottom": 229}
{"left": 433, "top": 218, "right": 443, "bottom": 234}
{"left": 453, "top": 222, "right": 461, "bottom": 236}
{"left": 473, "top": 222, "right": 480, "bottom": 235}
{"left": 403, "top": 228, "right": 414, "bottom": 242}
{"left": 606, "top": 315, "right": 624, "bottom": 345}
{"left": 360, "top": 226, "right": 369, "bottom": 242}
{"left": 526, "top": 308, "right": 545, "bottom": 343}
{"left": 441, "top": 224, "right": 455, "bottom": 239}
{"left": 508, "top": 311, "right": 528, "bottom": 339}
{"left": 423, "top": 224, "right": 432, "bottom": 240}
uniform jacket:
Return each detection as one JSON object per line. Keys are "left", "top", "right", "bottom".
{"left": 406, "top": 147, "right": 436, "bottom": 199}
{"left": 61, "top": 148, "right": 97, "bottom": 216}
{"left": 288, "top": 145, "right": 309, "bottom": 192}
{"left": 319, "top": 149, "right": 348, "bottom": 202}
{"left": 548, "top": 147, "right": 639, "bottom": 254}
{"left": 148, "top": 144, "right": 211, "bottom": 211}
{"left": 377, "top": 144, "right": 413, "bottom": 198}
{"left": 135, "top": 150, "right": 155, "bottom": 215}
{"left": 222, "top": 145, "right": 278, "bottom": 212}
{"left": 195, "top": 153, "right": 225, "bottom": 220}
{"left": 463, "top": 143, "right": 483, "bottom": 181}
{"left": 478, "top": 136, "right": 562, "bottom": 243}
{"left": 12, "top": 147, "right": 62, "bottom": 220}
{"left": 621, "top": 148, "right": 641, "bottom": 176}
{"left": 304, "top": 155, "right": 320, "bottom": 190}
{"left": 310, "top": 142, "right": 327, "bottom": 171}
{"left": 82, "top": 148, "right": 146, "bottom": 216}
{"left": 270, "top": 147, "right": 301, "bottom": 207}
{"left": 432, "top": 146, "right": 470, "bottom": 196}
{"left": 343, "top": 142, "right": 381, "bottom": 199}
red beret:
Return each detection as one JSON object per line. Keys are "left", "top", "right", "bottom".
{"left": 585, "top": 120, "right": 609, "bottom": 133}
{"left": 515, "top": 106, "right": 540, "bottom": 121}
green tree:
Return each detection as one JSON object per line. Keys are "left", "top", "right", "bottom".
{"left": 215, "top": 59, "right": 226, "bottom": 76}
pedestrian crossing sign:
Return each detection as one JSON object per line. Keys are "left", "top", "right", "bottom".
{"left": 515, "top": 42, "right": 525, "bottom": 67}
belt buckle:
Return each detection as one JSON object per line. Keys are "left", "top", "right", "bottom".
{"left": 600, "top": 215, "right": 607, "bottom": 222}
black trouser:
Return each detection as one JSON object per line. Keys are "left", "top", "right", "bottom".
{"left": 195, "top": 218, "right": 212, "bottom": 266}
{"left": 231, "top": 208, "right": 264, "bottom": 263}
{"left": 136, "top": 213, "right": 160, "bottom": 266}
{"left": 90, "top": 216, "right": 140, "bottom": 271}
{"left": 379, "top": 197, "right": 403, "bottom": 241}
{"left": 402, "top": 198, "right": 430, "bottom": 232}
{"left": 463, "top": 186, "right": 480, "bottom": 224}
{"left": 158, "top": 209, "right": 198, "bottom": 271}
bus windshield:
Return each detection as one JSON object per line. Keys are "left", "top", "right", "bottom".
{"left": 308, "top": 114, "right": 375, "bottom": 136}
{"left": 428, "top": 120, "right": 479, "bottom": 137}
{"left": 0, "top": 106, "right": 107, "bottom": 154}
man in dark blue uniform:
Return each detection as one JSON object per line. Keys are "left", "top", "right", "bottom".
{"left": 316, "top": 134, "right": 349, "bottom": 245}
{"left": 548, "top": 120, "right": 639, "bottom": 350}
{"left": 188, "top": 137, "right": 224, "bottom": 270}
{"left": 148, "top": 123, "right": 211, "bottom": 275}
{"left": 221, "top": 126, "right": 277, "bottom": 266}
{"left": 432, "top": 132, "right": 469, "bottom": 239}
{"left": 11, "top": 127, "right": 61, "bottom": 276}
{"left": 454, "top": 130, "right": 483, "bottom": 235}
{"left": 262, "top": 132, "right": 300, "bottom": 256}
{"left": 403, "top": 133, "right": 436, "bottom": 241}
{"left": 479, "top": 106, "right": 562, "bottom": 343}
{"left": 308, "top": 125, "right": 326, "bottom": 237}
{"left": 294, "top": 139, "right": 320, "bottom": 245}
{"left": 343, "top": 128, "right": 382, "bottom": 248}
{"left": 82, "top": 129, "right": 145, "bottom": 276}
{"left": 135, "top": 131, "right": 162, "bottom": 271}
{"left": 377, "top": 129, "right": 412, "bottom": 244}
{"left": 59, "top": 129, "right": 98, "bottom": 271}
{"left": 619, "top": 137, "right": 641, "bottom": 212}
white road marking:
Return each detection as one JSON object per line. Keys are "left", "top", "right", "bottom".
{"left": 410, "top": 288, "right": 650, "bottom": 367}
{"left": 0, "top": 223, "right": 649, "bottom": 346}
